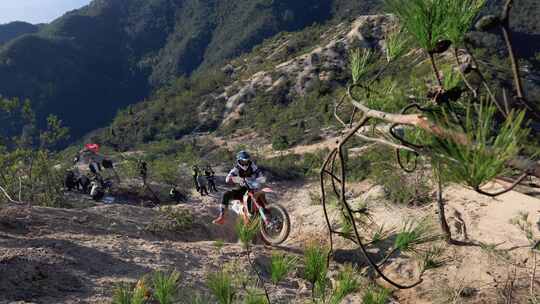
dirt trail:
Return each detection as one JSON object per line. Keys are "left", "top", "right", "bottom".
{"left": 1, "top": 165, "right": 540, "bottom": 303}
{"left": 0, "top": 177, "right": 314, "bottom": 303}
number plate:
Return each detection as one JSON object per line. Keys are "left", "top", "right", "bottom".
{"left": 230, "top": 201, "right": 243, "bottom": 215}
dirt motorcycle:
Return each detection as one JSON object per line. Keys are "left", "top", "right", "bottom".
{"left": 64, "top": 170, "right": 91, "bottom": 193}
{"left": 89, "top": 174, "right": 114, "bottom": 202}
{"left": 229, "top": 176, "right": 291, "bottom": 245}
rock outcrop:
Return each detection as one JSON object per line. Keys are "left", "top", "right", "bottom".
{"left": 218, "top": 15, "right": 396, "bottom": 126}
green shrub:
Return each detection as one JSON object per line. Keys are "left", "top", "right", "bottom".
{"left": 237, "top": 89, "right": 337, "bottom": 148}
{"left": 395, "top": 218, "right": 439, "bottom": 253}
{"left": 213, "top": 239, "right": 225, "bottom": 251}
{"left": 152, "top": 270, "right": 180, "bottom": 304}
{"left": 329, "top": 264, "right": 359, "bottom": 304}
{"left": 0, "top": 103, "right": 69, "bottom": 208}
{"left": 133, "top": 279, "right": 149, "bottom": 304}
{"left": 338, "top": 212, "right": 353, "bottom": 239}
{"left": 236, "top": 218, "right": 260, "bottom": 250}
{"left": 259, "top": 151, "right": 325, "bottom": 181}
{"left": 418, "top": 245, "right": 446, "bottom": 271}
{"left": 258, "top": 154, "right": 303, "bottom": 180}
{"left": 112, "top": 283, "right": 133, "bottom": 304}
{"left": 271, "top": 135, "right": 290, "bottom": 151}
{"left": 362, "top": 285, "right": 391, "bottom": 304}
{"left": 112, "top": 279, "right": 149, "bottom": 304}
{"left": 385, "top": 0, "right": 452, "bottom": 52}
{"left": 374, "top": 167, "right": 431, "bottom": 205}
{"left": 243, "top": 289, "right": 269, "bottom": 304}
{"left": 432, "top": 101, "right": 529, "bottom": 190}
{"left": 270, "top": 252, "right": 297, "bottom": 285}
{"left": 303, "top": 242, "right": 329, "bottom": 298}
{"left": 207, "top": 270, "right": 235, "bottom": 304}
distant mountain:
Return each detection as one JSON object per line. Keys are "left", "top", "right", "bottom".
{"left": 0, "top": 0, "right": 537, "bottom": 142}
{"left": 0, "top": 0, "right": 375, "bottom": 140}
{"left": 95, "top": 0, "right": 540, "bottom": 150}
{"left": 0, "top": 21, "right": 40, "bottom": 44}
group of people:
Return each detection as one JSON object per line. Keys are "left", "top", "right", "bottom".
{"left": 64, "top": 143, "right": 118, "bottom": 200}
{"left": 68, "top": 144, "right": 267, "bottom": 226}
{"left": 192, "top": 164, "right": 217, "bottom": 196}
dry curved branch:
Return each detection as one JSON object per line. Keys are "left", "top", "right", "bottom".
{"left": 246, "top": 249, "right": 271, "bottom": 303}
{"left": 334, "top": 122, "right": 423, "bottom": 289}
{"left": 329, "top": 150, "right": 341, "bottom": 199}
{"left": 396, "top": 149, "right": 419, "bottom": 173}
{"left": 320, "top": 149, "right": 338, "bottom": 266}
{"left": 348, "top": 85, "right": 470, "bottom": 145}
{"left": 354, "top": 131, "right": 417, "bottom": 152}
{"left": 322, "top": 169, "right": 342, "bottom": 184}
{"left": 330, "top": 229, "right": 359, "bottom": 244}
{"left": 0, "top": 184, "right": 25, "bottom": 205}
{"left": 334, "top": 93, "right": 348, "bottom": 127}
{"left": 474, "top": 172, "right": 529, "bottom": 197}
{"left": 464, "top": 44, "right": 508, "bottom": 118}
{"left": 345, "top": 84, "right": 540, "bottom": 179}
{"left": 453, "top": 48, "right": 478, "bottom": 99}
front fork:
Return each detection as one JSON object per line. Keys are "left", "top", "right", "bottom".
{"left": 258, "top": 207, "right": 269, "bottom": 225}
{"left": 247, "top": 192, "right": 270, "bottom": 226}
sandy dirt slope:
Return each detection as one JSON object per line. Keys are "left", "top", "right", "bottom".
{"left": 269, "top": 178, "right": 540, "bottom": 303}
{"left": 1, "top": 167, "right": 539, "bottom": 303}
{"left": 0, "top": 178, "right": 314, "bottom": 303}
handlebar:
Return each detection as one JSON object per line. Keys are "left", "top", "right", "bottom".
{"left": 230, "top": 176, "right": 266, "bottom": 190}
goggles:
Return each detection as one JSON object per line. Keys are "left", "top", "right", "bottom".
{"left": 238, "top": 159, "right": 250, "bottom": 166}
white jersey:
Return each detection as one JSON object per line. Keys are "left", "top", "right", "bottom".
{"left": 225, "top": 162, "right": 264, "bottom": 184}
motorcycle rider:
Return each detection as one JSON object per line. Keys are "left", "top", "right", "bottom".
{"left": 192, "top": 165, "right": 201, "bottom": 192}
{"left": 74, "top": 144, "right": 105, "bottom": 175}
{"left": 213, "top": 151, "right": 267, "bottom": 225}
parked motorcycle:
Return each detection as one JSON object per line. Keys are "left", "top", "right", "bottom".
{"left": 89, "top": 174, "right": 113, "bottom": 201}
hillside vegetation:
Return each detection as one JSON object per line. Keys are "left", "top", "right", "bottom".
{"left": 0, "top": 0, "right": 380, "bottom": 140}
{"left": 0, "top": 0, "right": 538, "bottom": 143}
{"left": 95, "top": 2, "right": 540, "bottom": 152}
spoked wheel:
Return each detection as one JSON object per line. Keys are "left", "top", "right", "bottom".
{"left": 91, "top": 188, "right": 105, "bottom": 201}
{"left": 260, "top": 204, "right": 291, "bottom": 246}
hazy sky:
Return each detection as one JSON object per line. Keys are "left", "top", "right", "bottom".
{"left": 0, "top": 0, "right": 92, "bottom": 24}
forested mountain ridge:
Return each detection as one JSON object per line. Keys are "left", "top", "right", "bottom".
{"left": 96, "top": 0, "right": 540, "bottom": 151}
{"left": 0, "top": 0, "right": 381, "bottom": 140}
{"left": 0, "top": 21, "right": 40, "bottom": 44}
{"left": 0, "top": 0, "right": 538, "bottom": 144}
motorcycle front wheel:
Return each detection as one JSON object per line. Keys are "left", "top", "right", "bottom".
{"left": 260, "top": 204, "right": 291, "bottom": 246}
{"left": 90, "top": 185, "right": 105, "bottom": 201}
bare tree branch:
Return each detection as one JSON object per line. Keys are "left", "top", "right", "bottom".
{"left": 0, "top": 184, "right": 25, "bottom": 205}
{"left": 500, "top": 0, "right": 524, "bottom": 99}
{"left": 474, "top": 172, "right": 529, "bottom": 197}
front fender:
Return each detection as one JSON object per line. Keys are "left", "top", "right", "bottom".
{"left": 261, "top": 188, "right": 274, "bottom": 193}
